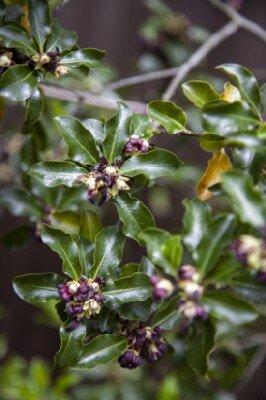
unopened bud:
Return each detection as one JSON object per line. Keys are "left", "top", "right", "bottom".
{"left": 0, "top": 54, "right": 11, "bottom": 67}
{"left": 67, "top": 281, "right": 80, "bottom": 294}
{"left": 54, "top": 65, "right": 69, "bottom": 78}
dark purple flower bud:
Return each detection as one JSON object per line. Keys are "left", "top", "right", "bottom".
{"left": 195, "top": 304, "right": 208, "bottom": 320}
{"left": 118, "top": 350, "right": 143, "bottom": 369}
{"left": 178, "top": 265, "right": 196, "bottom": 280}
{"left": 231, "top": 239, "right": 247, "bottom": 265}
{"left": 65, "top": 319, "right": 80, "bottom": 332}
{"left": 93, "top": 293, "right": 105, "bottom": 303}
{"left": 79, "top": 282, "right": 89, "bottom": 294}
{"left": 75, "top": 293, "right": 88, "bottom": 302}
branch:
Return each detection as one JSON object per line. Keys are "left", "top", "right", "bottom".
{"left": 41, "top": 84, "right": 147, "bottom": 113}
{"left": 207, "top": 0, "right": 266, "bottom": 42}
{"left": 162, "top": 21, "right": 237, "bottom": 101}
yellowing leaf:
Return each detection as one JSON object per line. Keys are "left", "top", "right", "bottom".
{"left": 197, "top": 149, "right": 232, "bottom": 201}
{"left": 220, "top": 82, "right": 241, "bottom": 103}
{"left": 21, "top": 6, "right": 30, "bottom": 32}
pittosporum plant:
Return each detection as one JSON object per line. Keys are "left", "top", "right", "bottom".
{"left": 1, "top": 0, "right": 266, "bottom": 397}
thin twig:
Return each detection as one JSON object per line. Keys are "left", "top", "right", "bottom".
{"left": 162, "top": 21, "right": 237, "bottom": 101}
{"left": 41, "top": 84, "right": 147, "bottom": 113}
{"left": 207, "top": 0, "right": 266, "bottom": 42}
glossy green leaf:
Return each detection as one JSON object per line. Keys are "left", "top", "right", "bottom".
{"left": 206, "top": 253, "right": 240, "bottom": 284}
{"left": 203, "top": 291, "right": 258, "bottom": 325}
{"left": 182, "top": 80, "right": 220, "bottom": 108}
{"left": 114, "top": 192, "right": 155, "bottom": 243}
{"left": 221, "top": 170, "right": 266, "bottom": 228}
{"left": 25, "top": 88, "right": 44, "bottom": 126}
{"left": 217, "top": 63, "right": 261, "bottom": 115}
{"left": 103, "top": 102, "right": 132, "bottom": 163}
{"left": 0, "top": 23, "right": 36, "bottom": 54}
{"left": 90, "top": 226, "right": 125, "bottom": 279}
{"left": 130, "top": 112, "right": 153, "bottom": 138}
{"left": 54, "top": 323, "right": 86, "bottom": 371}
{"left": 55, "top": 116, "right": 99, "bottom": 165}
{"left": 50, "top": 211, "right": 80, "bottom": 235}
{"left": 28, "top": 0, "right": 51, "bottom": 52}
{"left": 182, "top": 199, "right": 211, "bottom": 258}
{"left": 74, "top": 335, "right": 127, "bottom": 370}
{"left": 60, "top": 48, "right": 105, "bottom": 68}
{"left": 103, "top": 273, "right": 152, "bottom": 305}
{"left": 233, "top": 273, "right": 266, "bottom": 304}
{"left": 76, "top": 238, "right": 94, "bottom": 275}
{"left": 186, "top": 319, "right": 215, "bottom": 376}
{"left": 0, "top": 188, "right": 42, "bottom": 219}
{"left": 13, "top": 273, "right": 62, "bottom": 303}
{"left": 120, "top": 149, "right": 182, "bottom": 179}
{"left": 118, "top": 299, "right": 152, "bottom": 321}
{"left": 82, "top": 118, "right": 105, "bottom": 143}
{"left": 162, "top": 235, "right": 183, "bottom": 272}
{"left": 196, "top": 214, "right": 236, "bottom": 274}
{"left": 45, "top": 19, "right": 77, "bottom": 53}
{"left": 151, "top": 298, "right": 182, "bottom": 330}
{"left": 79, "top": 210, "right": 103, "bottom": 242}
{"left": 41, "top": 225, "right": 82, "bottom": 280}
{"left": 147, "top": 100, "right": 187, "bottom": 134}
{"left": 28, "top": 161, "right": 88, "bottom": 187}
{"left": 0, "top": 65, "right": 39, "bottom": 101}
{"left": 138, "top": 256, "right": 157, "bottom": 276}
{"left": 200, "top": 133, "right": 263, "bottom": 152}
{"left": 202, "top": 101, "right": 258, "bottom": 136}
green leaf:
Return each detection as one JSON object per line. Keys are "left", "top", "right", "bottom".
{"left": 28, "top": 0, "right": 51, "bottom": 52}
{"left": 103, "top": 102, "right": 132, "bottom": 163}
{"left": 185, "top": 319, "right": 215, "bottom": 376}
{"left": 103, "top": 273, "right": 152, "bottom": 305}
{"left": 0, "top": 24, "right": 37, "bottom": 54}
{"left": 162, "top": 235, "right": 183, "bottom": 272}
{"left": 76, "top": 238, "right": 94, "bottom": 275}
{"left": 206, "top": 253, "right": 240, "bottom": 284}
{"left": 120, "top": 149, "right": 182, "bottom": 179}
{"left": 28, "top": 161, "right": 88, "bottom": 187}
{"left": 147, "top": 100, "right": 187, "bottom": 134}
{"left": 114, "top": 192, "right": 155, "bottom": 243}
{"left": 217, "top": 63, "right": 261, "bottom": 115}
{"left": 41, "top": 225, "right": 82, "bottom": 280}
{"left": 0, "top": 188, "right": 42, "bottom": 219}
{"left": 60, "top": 48, "right": 105, "bottom": 68}
{"left": 79, "top": 210, "right": 103, "bottom": 242}
{"left": 0, "top": 65, "right": 39, "bottom": 101}
{"left": 45, "top": 19, "right": 77, "bottom": 53}
{"left": 182, "top": 199, "right": 211, "bottom": 258}
{"left": 82, "top": 118, "right": 105, "bottom": 143}
{"left": 200, "top": 133, "right": 263, "bottom": 152}
{"left": 151, "top": 298, "right": 182, "bottom": 330}
{"left": 74, "top": 335, "right": 127, "bottom": 370}
{"left": 54, "top": 323, "right": 86, "bottom": 371}
{"left": 118, "top": 299, "right": 152, "bottom": 321}
{"left": 13, "top": 273, "right": 62, "bottom": 303}
{"left": 130, "top": 112, "right": 153, "bottom": 138}
{"left": 202, "top": 101, "right": 259, "bottom": 136}
{"left": 182, "top": 80, "right": 220, "bottom": 108}
{"left": 196, "top": 214, "right": 236, "bottom": 274}
{"left": 55, "top": 116, "right": 99, "bottom": 165}
{"left": 25, "top": 88, "right": 44, "bottom": 126}
{"left": 203, "top": 290, "right": 258, "bottom": 325}
{"left": 221, "top": 169, "right": 266, "bottom": 228}
{"left": 50, "top": 211, "right": 80, "bottom": 235}
{"left": 90, "top": 226, "right": 125, "bottom": 279}
{"left": 233, "top": 272, "right": 266, "bottom": 304}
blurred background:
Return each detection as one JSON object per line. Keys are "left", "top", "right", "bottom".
{"left": 0, "top": 0, "right": 266, "bottom": 398}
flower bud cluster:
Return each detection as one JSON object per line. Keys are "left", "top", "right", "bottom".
{"left": 232, "top": 235, "right": 266, "bottom": 282}
{"left": 118, "top": 326, "right": 167, "bottom": 369}
{"left": 58, "top": 276, "right": 105, "bottom": 330}
{"left": 150, "top": 275, "right": 175, "bottom": 301}
{"left": 0, "top": 46, "right": 28, "bottom": 76}
{"left": 31, "top": 49, "right": 69, "bottom": 78}
{"left": 123, "top": 135, "right": 149, "bottom": 155}
{"left": 177, "top": 265, "right": 207, "bottom": 322}
{"left": 77, "top": 157, "right": 130, "bottom": 206}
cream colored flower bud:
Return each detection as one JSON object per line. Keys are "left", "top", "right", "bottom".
{"left": 54, "top": 65, "right": 69, "bottom": 78}
{"left": 32, "top": 54, "right": 41, "bottom": 63}
{"left": 87, "top": 177, "right": 96, "bottom": 191}
{"left": 156, "top": 279, "right": 175, "bottom": 296}
{"left": 182, "top": 281, "right": 203, "bottom": 300}
{"left": 0, "top": 55, "right": 11, "bottom": 67}
{"left": 91, "top": 282, "right": 100, "bottom": 292}
{"left": 116, "top": 177, "right": 130, "bottom": 191}
{"left": 142, "top": 139, "right": 149, "bottom": 148}
{"left": 67, "top": 281, "right": 80, "bottom": 294}
{"left": 181, "top": 302, "right": 197, "bottom": 319}
{"left": 104, "top": 166, "right": 117, "bottom": 175}
{"left": 39, "top": 53, "right": 51, "bottom": 64}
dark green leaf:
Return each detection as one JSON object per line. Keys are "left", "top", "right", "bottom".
{"left": 118, "top": 299, "right": 152, "bottom": 321}
{"left": 103, "top": 102, "right": 132, "bottom": 163}
{"left": 13, "top": 273, "right": 61, "bottom": 303}
{"left": 28, "top": 161, "right": 88, "bottom": 187}
{"left": 55, "top": 116, "right": 99, "bottom": 165}
{"left": 138, "top": 256, "right": 157, "bottom": 276}
{"left": 0, "top": 23, "right": 36, "bottom": 54}
{"left": 90, "top": 226, "right": 125, "bottom": 279}
{"left": 202, "top": 101, "right": 259, "bottom": 136}
{"left": 186, "top": 319, "right": 215, "bottom": 376}
{"left": 196, "top": 214, "right": 236, "bottom": 274}
{"left": 206, "top": 253, "right": 240, "bottom": 283}
{"left": 76, "top": 238, "right": 94, "bottom": 275}
{"left": 182, "top": 80, "right": 220, "bottom": 108}
{"left": 151, "top": 298, "right": 182, "bottom": 330}
{"left": 82, "top": 118, "right": 105, "bottom": 143}
{"left": 28, "top": 0, "right": 51, "bottom": 52}
{"left": 103, "top": 273, "right": 152, "bottom": 305}
{"left": 41, "top": 225, "right": 82, "bottom": 280}
{"left": 45, "top": 19, "right": 77, "bottom": 53}
{"left": 2, "top": 225, "right": 32, "bottom": 250}
{"left": 25, "top": 88, "right": 44, "bottom": 126}
{"left": 114, "top": 192, "right": 155, "bottom": 243}
{"left": 54, "top": 323, "right": 86, "bottom": 371}
{"left": 221, "top": 169, "right": 266, "bottom": 228}
{"left": 60, "top": 48, "right": 105, "bottom": 68}
{"left": 203, "top": 290, "right": 258, "bottom": 325}
{"left": 120, "top": 149, "right": 182, "bottom": 179}
{"left": 74, "top": 335, "right": 127, "bottom": 370}
{"left": 233, "top": 272, "right": 266, "bottom": 304}
{"left": 130, "top": 112, "right": 153, "bottom": 138}
{"left": 79, "top": 210, "right": 103, "bottom": 242}
{"left": 50, "top": 211, "right": 80, "bottom": 235}
{"left": 147, "top": 100, "right": 187, "bottom": 134}
{"left": 0, "top": 188, "right": 42, "bottom": 219}
{"left": 0, "top": 65, "right": 39, "bottom": 101}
